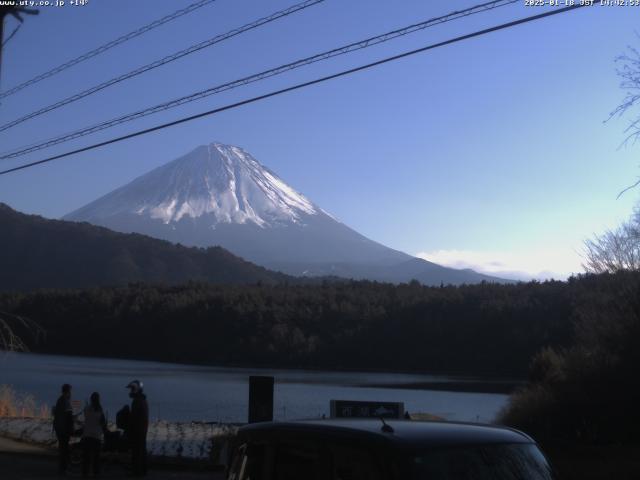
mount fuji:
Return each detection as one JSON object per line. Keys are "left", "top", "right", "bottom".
{"left": 64, "top": 142, "right": 506, "bottom": 285}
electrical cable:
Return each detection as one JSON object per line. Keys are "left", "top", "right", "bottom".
{"left": 0, "top": 0, "right": 519, "bottom": 159}
{"left": 0, "top": 0, "right": 219, "bottom": 99}
{"left": 0, "top": 0, "right": 325, "bottom": 133}
{"left": 0, "top": 4, "right": 591, "bottom": 177}
{"left": 2, "top": 23, "right": 21, "bottom": 47}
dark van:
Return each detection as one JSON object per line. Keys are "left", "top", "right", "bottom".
{"left": 227, "top": 419, "right": 555, "bottom": 480}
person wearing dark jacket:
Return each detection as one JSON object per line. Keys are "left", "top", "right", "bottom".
{"left": 53, "top": 384, "right": 74, "bottom": 475}
{"left": 82, "top": 392, "right": 107, "bottom": 478}
{"left": 126, "top": 380, "right": 149, "bottom": 476}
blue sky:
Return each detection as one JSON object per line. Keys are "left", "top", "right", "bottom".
{"left": 0, "top": 0, "right": 639, "bottom": 280}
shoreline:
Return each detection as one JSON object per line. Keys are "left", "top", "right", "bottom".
{"left": 0, "top": 417, "right": 236, "bottom": 464}
{"left": 6, "top": 350, "right": 525, "bottom": 384}
{"left": 357, "top": 380, "right": 523, "bottom": 394}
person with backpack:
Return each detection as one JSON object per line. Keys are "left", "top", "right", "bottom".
{"left": 53, "top": 384, "right": 74, "bottom": 475}
{"left": 126, "top": 380, "right": 149, "bottom": 476}
{"left": 82, "top": 392, "right": 107, "bottom": 478}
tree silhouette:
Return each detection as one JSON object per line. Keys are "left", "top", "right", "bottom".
{"left": 583, "top": 209, "right": 640, "bottom": 273}
{"left": 0, "top": 311, "right": 41, "bottom": 352}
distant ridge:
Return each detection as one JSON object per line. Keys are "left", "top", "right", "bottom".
{"left": 0, "top": 203, "right": 290, "bottom": 291}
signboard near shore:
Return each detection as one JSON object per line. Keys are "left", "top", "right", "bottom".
{"left": 330, "top": 400, "right": 404, "bottom": 419}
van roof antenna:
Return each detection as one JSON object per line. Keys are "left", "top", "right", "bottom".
{"left": 379, "top": 416, "right": 394, "bottom": 433}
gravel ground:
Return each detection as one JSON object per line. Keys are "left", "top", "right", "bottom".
{"left": 0, "top": 449, "right": 225, "bottom": 480}
{"left": 0, "top": 418, "right": 237, "bottom": 462}
{"left": 0, "top": 436, "right": 52, "bottom": 455}
{"left": 0, "top": 424, "right": 230, "bottom": 480}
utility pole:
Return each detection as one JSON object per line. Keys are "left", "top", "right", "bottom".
{"left": 0, "top": 7, "right": 6, "bottom": 82}
{"left": 0, "top": 6, "right": 39, "bottom": 86}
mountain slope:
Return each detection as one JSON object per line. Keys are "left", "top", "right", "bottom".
{"left": 266, "top": 257, "right": 508, "bottom": 285}
{"left": 67, "top": 143, "right": 321, "bottom": 228}
{"left": 65, "top": 143, "right": 411, "bottom": 266}
{"left": 0, "top": 203, "right": 290, "bottom": 291}
{"left": 64, "top": 142, "right": 509, "bottom": 285}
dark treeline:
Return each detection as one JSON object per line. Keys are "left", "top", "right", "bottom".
{"left": 500, "top": 270, "right": 640, "bottom": 445}
{"left": 2, "top": 277, "right": 581, "bottom": 377}
{"left": 6, "top": 271, "right": 640, "bottom": 450}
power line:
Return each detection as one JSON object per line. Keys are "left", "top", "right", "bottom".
{"left": 0, "top": 0, "right": 218, "bottom": 100}
{"left": 0, "top": 4, "right": 591, "bottom": 177}
{"left": 0, "top": 0, "right": 519, "bottom": 160}
{"left": 2, "top": 23, "right": 21, "bottom": 47}
{"left": 0, "top": 0, "right": 326, "bottom": 133}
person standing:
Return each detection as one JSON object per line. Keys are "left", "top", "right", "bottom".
{"left": 126, "top": 380, "right": 149, "bottom": 476}
{"left": 82, "top": 392, "right": 106, "bottom": 478}
{"left": 53, "top": 384, "right": 74, "bottom": 475}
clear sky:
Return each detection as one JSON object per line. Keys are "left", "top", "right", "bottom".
{"left": 0, "top": 0, "right": 638, "bottom": 280}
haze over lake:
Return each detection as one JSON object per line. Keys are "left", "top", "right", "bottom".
{"left": 1, "top": 353, "right": 509, "bottom": 423}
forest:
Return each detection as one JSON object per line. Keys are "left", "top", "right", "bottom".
{"left": 1, "top": 275, "right": 584, "bottom": 377}
{"left": 3, "top": 201, "right": 639, "bottom": 451}
{"left": 2, "top": 249, "right": 639, "bottom": 470}
{"left": 0, "top": 203, "right": 290, "bottom": 290}
{"left": 500, "top": 270, "right": 640, "bottom": 443}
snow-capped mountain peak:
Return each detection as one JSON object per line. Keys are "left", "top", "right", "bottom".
{"left": 69, "top": 142, "right": 319, "bottom": 227}
{"left": 64, "top": 141, "right": 510, "bottom": 285}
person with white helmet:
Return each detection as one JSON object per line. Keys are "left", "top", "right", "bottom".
{"left": 126, "top": 380, "right": 149, "bottom": 476}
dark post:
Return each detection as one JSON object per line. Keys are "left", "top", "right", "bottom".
{"left": 0, "top": 8, "right": 6, "bottom": 80}
{"left": 248, "top": 375, "right": 274, "bottom": 423}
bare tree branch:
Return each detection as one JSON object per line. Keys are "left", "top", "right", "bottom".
{"left": 583, "top": 209, "right": 640, "bottom": 273}
{"left": 0, "top": 311, "right": 43, "bottom": 352}
{"left": 617, "top": 177, "right": 640, "bottom": 199}
{"left": 607, "top": 40, "right": 640, "bottom": 124}
{"left": 606, "top": 40, "right": 640, "bottom": 197}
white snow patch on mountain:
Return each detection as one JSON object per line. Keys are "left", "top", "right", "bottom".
{"left": 71, "top": 142, "right": 321, "bottom": 228}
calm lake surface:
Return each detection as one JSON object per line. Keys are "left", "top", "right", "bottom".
{"left": 0, "top": 352, "right": 510, "bottom": 423}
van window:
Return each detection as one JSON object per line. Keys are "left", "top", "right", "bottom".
{"left": 227, "top": 444, "right": 246, "bottom": 480}
{"left": 411, "top": 443, "right": 554, "bottom": 480}
{"left": 228, "top": 442, "right": 268, "bottom": 480}
{"left": 242, "top": 443, "right": 267, "bottom": 480}
{"left": 273, "top": 441, "right": 326, "bottom": 480}
{"left": 330, "top": 444, "right": 382, "bottom": 480}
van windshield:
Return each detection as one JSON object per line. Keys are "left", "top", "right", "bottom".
{"left": 411, "top": 443, "right": 554, "bottom": 480}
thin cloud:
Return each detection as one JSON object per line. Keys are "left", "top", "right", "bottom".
{"left": 415, "top": 249, "right": 584, "bottom": 281}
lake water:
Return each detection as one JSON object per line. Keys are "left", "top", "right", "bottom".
{"left": 0, "top": 352, "right": 510, "bottom": 423}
